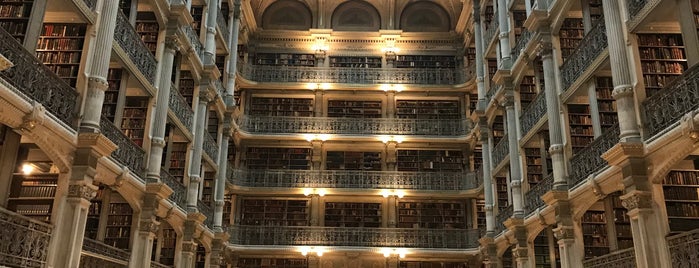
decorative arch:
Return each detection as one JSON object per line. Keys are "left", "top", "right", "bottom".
{"left": 331, "top": 0, "right": 381, "bottom": 31}
{"left": 261, "top": 0, "right": 313, "bottom": 30}
{"left": 399, "top": 1, "right": 450, "bottom": 32}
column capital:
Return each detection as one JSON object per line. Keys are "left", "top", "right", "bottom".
{"left": 535, "top": 40, "right": 553, "bottom": 57}
{"left": 611, "top": 84, "right": 635, "bottom": 99}
{"left": 552, "top": 224, "right": 576, "bottom": 241}
{"left": 139, "top": 218, "right": 160, "bottom": 234}
{"left": 67, "top": 184, "right": 98, "bottom": 200}
{"left": 620, "top": 190, "right": 653, "bottom": 211}
{"left": 165, "top": 36, "right": 181, "bottom": 51}
{"left": 499, "top": 93, "right": 516, "bottom": 108}
{"left": 87, "top": 76, "right": 109, "bottom": 92}
{"left": 199, "top": 88, "right": 216, "bottom": 103}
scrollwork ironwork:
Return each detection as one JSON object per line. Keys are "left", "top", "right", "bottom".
{"left": 491, "top": 134, "right": 509, "bottom": 167}
{"left": 229, "top": 225, "right": 480, "bottom": 249}
{"left": 0, "top": 207, "right": 52, "bottom": 268}
{"left": 495, "top": 205, "right": 513, "bottom": 233}
{"left": 643, "top": 64, "right": 699, "bottom": 138}
{"left": 512, "top": 29, "right": 533, "bottom": 63}
{"left": 582, "top": 248, "right": 636, "bottom": 268}
{"left": 169, "top": 85, "right": 194, "bottom": 132}
{"left": 81, "top": 238, "right": 130, "bottom": 265}
{"left": 627, "top": 0, "right": 648, "bottom": 22}
{"left": 197, "top": 200, "right": 214, "bottom": 229}
{"left": 114, "top": 12, "right": 157, "bottom": 85}
{"left": 560, "top": 21, "right": 607, "bottom": 93}
{"left": 217, "top": 9, "right": 229, "bottom": 45}
{"left": 484, "top": 18, "right": 500, "bottom": 47}
{"left": 520, "top": 92, "right": 546, "bottom": 135}
{"left": 524, "top": 174, "right": 553, "bottom": 216}
{"left": 667, "top": 228, "right": 699, "bottom": 267}
{"left": 0, "top": 28, "right": 78, "bottom": 128}
{"left": 568, "top": 124, "right": 619, "bottom": 188}
{"left": 203, "top": 132, "right": 219, "bottom": 160}
{"left": 160, "top": 169, "right": 187, "bottom": 211}
{"left": 82, "top": 0, "right": 97, "bottom": 10}
{"left": 100, "top": 117, "right": 145, "bottom": 181}
{"left": 183, "top": 25, "right": 204, "bottom": 61}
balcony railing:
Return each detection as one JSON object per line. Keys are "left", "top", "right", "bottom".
{"left": 228, "top": 169, "right": 481, "bottom": 191}
{"left": 627, "top": 0, "right": 649, "bottom": 22}
{"left": 229, "top": 225, "right": 480, "bottom": 249}
{"left": 100, "top": 117, "right": 145, "bottom": 180}
{"left": 582, "top": 248, "right": 636, "bottom": 268}
{"left": 217, "top": 9, "right": 229, "bottom": 44}
{"left": 203, "top": 132, "right": 219, "bottom": 160}
{"left": 560, "top": 21, "right": 607, "bottom": 93}
{"left": 183, "top": 25, "right": 204, "bottom": 61}
{"left": 237, "top": 116, "right": 470, "bottom": 136}
{"left": 512, "top": 29, "right": 533, "bottom": 64}
{"left": 114, "top": 12, "right": 157, "bottom": 85}
{"left": 81, "top": 238, "right": 130, "bottom": 267}
{"left": 520, "top": 92, "right": 547, "bottom": 135}
{"left": 484, "top": 18, "right": 500, "bottom": 46}
{"left": 0, "top": 28, "right": 79, "bottom": 128}
{"left": 237, "top": 63, "right": 468, "bottom": 85}
{"left": 496, "top": 205, "right": 513, "bottom": 233}
{"left": 82, "top": 0, "right": 96, "bottom": 10}
{"left": 568, "top": 124, "right": 619, "bottom": 188}
{"left": 197, "top": 200, "right": 214, "bottom": 229}
{"left": 160, "top": 169, "right": 187, "bottom": 211}
{"left": 214, "top": 78, "right": 226, "bottom": 97}
{"left": 667, "top": 228, "right": 699, "bottom": 267}
{"left": 169, "top": 85, "right": 194, "bottom": 131}
{"left": 492, "top": 134, "right": 509, "bottom": 167}
{"left": 0, "top": 207, "right": 52, "bottom": 268}
{"left": 643, "top": 64, "right": 699, "bottom": 138}
{"left": 524, "top": 174, "right": 553, "bottom": 216}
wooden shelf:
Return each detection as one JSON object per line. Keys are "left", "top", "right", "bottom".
{"left": 559, "top": 18, "right": 584, "bottom": 62}
{"left": 568, "top": 104, "right": 593, "bottom": 154}
{"left": 136, "top": 12, "right": 158, "bottom": 55}
{"left": 664, "top": 170, "right": 699, "bottom": 233}
{"left": 396, "top": 100, "right": 460, "bottom": 120}
{"left": 103, "top": 69, "right": 122, "bottom": 122}
{"left": 519, "top": 76, "right": 537, "bottom": 109}
{"left": 239, "top": 258, "right": 307, "bottom": 268}
{"left": 327, "top": 100, "right": 381, "bottom": 118}
{"left": 396, "top": 150, "right": 463, "bottom": 172}
{"left": 250, "top": 97, "right": 313, "bottom": 117}
{"left": 395, "top": 55, "right": 457, "bottom": 68}
{"left": 329, "top": 56, "right": 381, "bottom": 68}
{"left": 524, "top": 148, "right": 544, "bottom": 186}
{"left": 637, "top": 34, "right": 687, "bottom": 97}
{"left": 105, "top": 202, "right": 133, "bottom": 250}
{"left": 496, "top": 176, "right": 508, "bottom": 210}
{"left": 7, "top": 173, "right": 58, "bottom": 222}
{"left": 326, "top": 151, "right": 381, "bottom": 171}
{"left": 241, "top": 199, "right": 308, "bottom": 226}
{"left": 245, "top": 147, "right": 311, "bottom": 170}
{"left": 397, "top": 201, "right": 466, "bottom": 229}
{"left": 254, "top": 53, "right": 315, "bottom": 66}
{"left": 324, "top": 202, "right": 381, "bottom": 227}
{"left": 120, "top": 96, "right": 149, "bottom": 147}
{"left": 37, "top": 23, "right": 87, "bottom": 87}
{"left": 0, "top": 0, "right": 33, "bottom": 43}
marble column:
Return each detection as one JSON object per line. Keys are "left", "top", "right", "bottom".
{"left": 188, "top": 89, "right": 213, "bottom": 211}
{"left": 602, "top": 0, "right": 641, "bottom": 141}
{"left": 473, "top": 0, "right": 487, "bottom": 108}
{"left": 480, "top": 118, "right": 496, "bottom": 235}
{"left": 502, "top": 93, "right": 524, "bottom": 217}
{"left": 203, "top": 0, "right": 220, "bottom": 65}
{"left": 497, "top": 0, "right": 512, "bottom": 69}
{"left": 225, "top": 0, "right": 241, "bottom": 106}
{"left": 130, "top": 187, "right": 170, "bottom": 267}
{"left": 512, "top": 225, "right": 532, "bottom": 268}
{"left": 80, "top": 0, "right": 121, "bottom": 132}
{"left": 621, "top": 190, "right": 671, "bottom": 268}
{"left": 213, "top": 125, "right": 231, "bottom": 232}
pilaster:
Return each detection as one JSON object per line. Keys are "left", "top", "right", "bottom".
{"left": 208, "top": 232, "right": 230, "bottom": 268}
{"left": 480, "top": 237, "right": 501, "bottom": 268}
{"left": 480, "top": 117, "right": 496, "bottom": 235}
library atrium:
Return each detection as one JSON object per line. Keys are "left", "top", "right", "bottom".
{"left": 0, "top": 0, "right": 698, "bottom": 267}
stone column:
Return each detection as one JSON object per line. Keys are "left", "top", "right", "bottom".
{"left": 510, "top": 224, "right": 531, "bottom": 268}
{"left": 203, "top": 0, "right": 220, "bottom": 65}
{"left": 225, "top": 0, "right": 241, "bottom": 105}
{"left": 387, "top": 195, "right": 397, "bottom": 228}
{"left": 602, "top": 0, "right": 641, "bottom": 141}
{"left": 188, "top": 88, "right": 213, "bottom": 211}
{"left": 497, "top": 0, "right": 512, "bottom": 68}
{"left": 311, "top": 140, "right": 322, "bottom": 170}
{"left": 544, "top": 192, "right": 583, "bottom": 268}
{"left": 480, "top": 241, "right": 500, "bottom": 268}
{"left": 80, "top": 0, "right": 120, "bottom": 132}
{"left": 310, "top": 194, "right": 320, "bottom": 226}
{"left": 473, "top": 1, "right": 487, "bottom": 108}
{"left": 209, "top": 233, "right": 229, "bottom": 268}
{"left": 479, "top": 118, "right": 496, "bottom": 235}
{"left": 385, "top": 141, "right": 397, "bottom": 171}
{"left": 130, "top": 185, "right": 171, "bottom": 267}
{"left": 180, "top": 219, "right": 202, "bottom": 268}
{"left": 537, "top": 36, "right": 567, "bottom": 190}
{"left": 213, "top": 124, "right": 231, "bottom": 232}
{"left": 502, "top": 92, "right": 524, "bottom": 217}
{"left": 48, "top": 134, "right": 115, "bottom": 267}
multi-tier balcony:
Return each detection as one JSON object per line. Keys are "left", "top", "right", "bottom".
{"left": 559, "top": 21, "right": 608, "bottom": 94}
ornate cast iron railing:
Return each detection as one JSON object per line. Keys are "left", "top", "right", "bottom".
{"left": 0, "top": 207, "right": 52, "bottom": 267}
{"left": 203, "top": 132, "right": 219, "bottom": 160}
{"left": 229, "top": 225, "right": 481, "bottom": 249}
{"left": 183, "top": 25, "right": 204, "bottom": 61}
{"left": 160, "top": 169, "right": 187, "bottom": 211}
{"left": 560, "top": 21, "right": 607, "bottom": 93}
{"left": 81, "top": 238, "right": 130, "bottom": 266}
{"left": 667, "top": 228, "right": 699, "bottom": 267}
{"left": 214, "top": 79, "right": 226, "bottom": 97}
{"left": 0, "top": 27, "right": 79, "bottom": 128}
{"left": 229, "top": 169, "right": 481, "bottom": 191}
{"left": 568, "top": 124, "right": 620, "bottom": 188}
{"left": 492, "top": 134, "right": 510, "bottom": 167}
{"left": 82, "top": 0, "right": 97, "bottom": 10}
{"left": 524, "top": 174, "right": 553, "bottom": 216}
{"left": 582, "top": 248, "right": 636, "bottom": 268}
{"left": 114, "top": 12, "right": 157, "bottom": 85}
{"left": 496, "top": 205, "right": 513, "bottom": 233}
{"left": 484, "top": 18, "right": 500, "bottom": 46}
{"left": 643, "top": 64, "right": 699, "bottom": 138}
{"left": 520, "top": 92, "right": 547, "bottom": 135}
{"left": 217, "top": 9, "right": 229, "bottom": 44}
{"left": 197, "top": 200, "right": 214, "bottom": 229}
{"left": 512, "top": 29, "right": 533, "bottom": 63}
{"left": 237, "top": 116, "right": 471, "bottom": 136}
{"left": 100, "top": 117, "right": 145, "bottom": 180}
{"left": 169, "top": 85, "right": 194, "bottom": 131}
{"left": 627, "top": 0, "right": 649, "bottom": 22}
{"left": 237, "top": 63, "right": 467, "bottom": 85}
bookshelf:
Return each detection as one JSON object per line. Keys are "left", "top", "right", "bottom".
{"left": 201, "top": 171, "right": 215, "bottom": 203}
{"left": 524, "top": 148, "right": 544, "bottom": 187}
{"left": 395, "top": 55, "right": 457, "bottom": 68}
{"left": 191, "top": 6, "right": 203, "bottom": 35}
{"left": 513, "top": 11, "right": 526, "bottom": 42}
{"left": 240, "top": 199, "right": 308, "bottom": 226}
{"left": 502, "top": 247, "right": 513, "bottom": 268}
{"left": 540, "top": 131, "right": 553, "bottom": 176}
{"left": 245, "top": 147, "right": 311, "bottom": 170}
{"left": 120, "top": 96, "right": 149, "bottom": 147}
{"left": 468, "top": 93, "right": 478, "bottom": 115}
{"left": 159, "top": 224, "right": 177, "bottom": 265}
{"left": 637, "top": 34, "right": 687, "bottom": 97}
{"left": 207, "top": 110, "right": 219, "bottom": 138}
{"left": 559, "top": 18, "right": 584, "bottom": 62}
{"left": 327, "top": 100, "right": 381, "bottom": 118}
{"left": 0, "top": 0, "right": 33, "bottom": 43}
{"left": 167, "top": 142, "right": 187, "bottom": 183}
{"left": 216, "top": 54, "right": 226, "bottom": 77}
{"left": 400, "top": 262, "right": 467, "bottom": 268}
{"left": 37, "top": 23, "right": 86, "bottom": 87}
{"left": 179, "top": 71, "right": 195, "bottom": 107}
{"left": 595, "top": 77, "right": 617, "bottom": 132}
{"left": 249, "top": 97, "right": 314, "bottom": 117}
{"left": 663, "top": 169, "right": 699, "bottom": 233}
{"left": 484, "top": 5, "right": 494, "bottom": 29}
{"left": 492, "top": 115, "right": 504, "bottom": 145}
{"left": 239, "top": 258, "right": 307, "bottom": 268}
{"left": 325, "top": 151, "right": 381, "bottom": 171}
{"left": 103, "top": 69, "right": 123, "bottom": 122}
{"left": 324, "top": 202, "right": 381, "bottom": 227}
{"left": 195, "top": 245, "right": 206, "bottom": 268}
{"left": 476, "top": 199, "right": 486, "bottom": 230}
{"left": 254, "top": 53, "right": 315, "bottom": 66}
{"left": 466, "top": 47, "right": 476, "bottom": 66}
{"left": 610, "top": 194, "right": 633, "bottom": 250}
{"left": 487, "top": 59, "right": 498, "bottom": 80}
{"left": 473, "top": 144, "right": 483, "bottom": 171}
{"left": 396, "top": 150, "right": 464, "bottom": 172}
{"left": 567, "top": 104, "right": 594, "bottom": 154}
{"left": 85, "top": 187, "right": 103, "bottom": 240}
{"left": 520, "top": 76, "right": 537, "bottom": 109}
{"left": 329, "top": 56, "right": 381, "bottom": 68}
{"left": 7, "top": 173, "right": 58, "bottom": 222}
{"left": 582, "top": 203, "right": 609, "bottom": 259}
{"left": 496, "top": 176, "right": 509, "bottom": 210}
{"left": 396, "top": 100, "right": 461, "bottom": 119}
{"left": 533, "top": 231, "right": 559, "bottom": 268}
{"left": 397, "top": 201, "right": 466, "bottom": 229}
{"left": 135, "top": 12, "right": 158, "bottom": 56}
{"left": 105, "top": 201, "right": 133, "bottom": 250}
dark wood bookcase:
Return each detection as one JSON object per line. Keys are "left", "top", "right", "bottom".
{"left": 240, "top": 199, "right": 308, "bottom": 226}
{"left": 559, "top": 18, "right": 584, "bottom": 62}
{"left": 567, "top": 104, "right": 593, "bottom": 154}
{"left": 0, "top": 0, "right": 33, "bottom": 43}
{"left": 596, "top": 77, "right": 617, "bottom": 132}
{"left": 249, "top": 97, "right": 314, "bottom": 117}
{"left": 120, "top": 96, "right": 149, "bottom": 147}
{"left": 396, "top": 100, "right": 460, "bottom": 120}
{"left": 397, "top": 201, "right": 466, "bottom": 229}
{"left": 254, "top": 53, "right": 315, "bottom": 66}
{"left": 135, "top": 12, "right": 158, "bottom": 55}
{"left": 395, "top": 55, "right": 457, "bottom": 68}
{"left": 239, "top": 258, "right": 307, "bottom": 268}
{"left": 245, "top": 147, "right": 311, "bottom": 170}
{"left": 103, "top": 69, "right": 123, "bottom": 122}
{"left": 325, "top": 151, "right": 381, "bottom": 170}
{"left": 324, "top": 202, "right": 381, "bottom": 227}
{"left": 396, "top": 150, "right": 464, "bottom": 172}
{"left": 7, "top": 173, "right": 58, "bottom": 222}
{"left": 637, "top": 34, "right": 687, "bottom": 97}
{"left": 327, "top": 100, "right": 381, "bottom": 118}
{"left": 329, "top": 56, "right": 381, "bottom": 68}
{"left": 105, "top": 201, "right": 133, "bottom": 250}
{"left": 37, "top": 23, "right": 86, "bottom": 87}
{"left": 663, "top": 169, "right": 699, "bottom": 233}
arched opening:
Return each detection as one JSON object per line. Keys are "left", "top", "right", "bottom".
{"left": 399, "top": 1, "right": 450, "bottom": 32}
{"left": 579, "top": 192, "right": 632, "bottom": 260}
{"left": 331, "top": 0, "right": 381, "bottom": 31}
{"left": 531, "top": 226, "right": 560, "bottom": 267}
{"left": 195, "top": 243, "right": 207, "bottom": 267}
{"left": 261, "top": 0, "right": 313, "bottom": 30}
{"left": 501, "top": 246, "right": 513, "bottom": 267}
{"left": 151, "top": 221, "right": 178, "bottom": 266}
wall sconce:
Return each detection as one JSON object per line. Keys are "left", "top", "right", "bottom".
{"left": 22, "top": 163, "right": 34, "bottom": 175}
{"left": 307, "top": 83, "right": 330, "bottom": 91}
{"left": 380, "top": 248, "right": 407, "bottom": 258}
{"left": 303, "top": 134, "right": 331, "bottom": 142}
{"left": 300, "top": 246, "right": 326, "bottom": 257}
{"left": 379, "top": 135, "right": 404, "bottom": 144}
{"left": 380, "top": 189, "right": 405, "bottom": 198}
{"left": 380, "top": 84, "right": 404, "bottom": 92}
{"left": 303, "top": 188, "right": 327, "bottom": 197}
